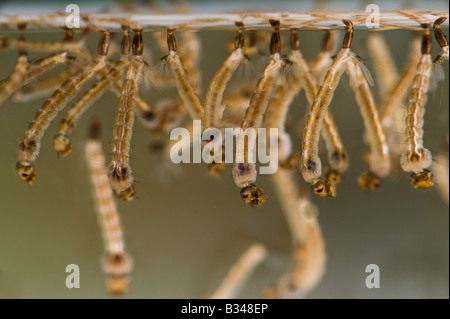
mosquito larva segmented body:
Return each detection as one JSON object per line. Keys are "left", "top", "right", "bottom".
{"left": 163, "top": 30, "right": 203, "bottom": 120}
{"left": 433, "top": 17, "right": 449, "bottom": 81}
{"left": 400, "top": 25, "right": 435, "bottom": 189}
{"left": 301, "top": 20, "right": 355, "bottom": 195}
{"left": 16, "top": 32, "right": 110, "bottom": 184}
{"left": 0, "top": 40, "right": 28, "bottom": 106}
{"left": 209, "top": 243, "right": 267, "bottom": 299}
{"left": 346, "top": 56, "right": 391, "bottom": 189}
{"left": 108, "top": 29, "right": 144, "bottom": 201}
{"left": 233, "top": 20, "right": 285, "bottom": 205}
{"left": 203, "top": 22, "right": 246, "bottom": 130}
{"left": 308, "top": 30, "right": 338, "bottom": 79}
{"left": 85, "top": 120, "right": 133, "bottom": 295}
{"left": 54, "top": 28, "right": 131, "bottom": 157}
{"left": 289, "top": 30, "right": 348, "bottom": 186}
{"left": 264, "top": 169, "right": 325, "bottom": 298}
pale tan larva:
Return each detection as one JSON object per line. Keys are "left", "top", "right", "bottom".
{"left": 232, "top": 20, "right": 285, "bottom": 206}
{"left": 203, "top": 22, "right": 246, "bottom": 130}
{"left": 12, "top": 65, "right": 79, "bottom": 102}
{"left": 433, "top": 17, "right": 449, "bottom": 81}
{"left": 16, "top": 32, "right": 110, "bottom": 184}
{"left": 301, "top": 20, "right": 354, "bottom": 193}
{"left": 108, "top": 29, "right": 144, "bottom": 201}
{"left": 0, "top": 42, "right": 29, "bottom": 106}
{"left": 209, "top": 243, "right": 267, "bottom": 299}
{"left": 308, "top": 30, "right": 339, "bottom": 79}
{"left": 346, "top": 56, "right": 391, "bottom": 189}
{"left": 54, "top": 28, "right": 132, "bottom": 157}
{"left": 289, "top": 30, "right": 348, "bottom": 184}
{"left": 85, "top": 120, "right": 133, "bottom": 295}
{"left": 162, "top": 30, "right": 204, "bottom": 120}
{"left": 400, "top": 26, "right": 435, "bottom": 189}
{"left": 263, "top": 169, "right": 325, "bottom": 298}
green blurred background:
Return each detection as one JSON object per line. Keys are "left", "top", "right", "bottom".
{"left": 0, "top": 0, "right": 448, "bottom": 299}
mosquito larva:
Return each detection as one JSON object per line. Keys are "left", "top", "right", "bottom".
{"left": 308, "top": 30, "right": 338, "bottom": 79}
{"left": 366, "top": 32, "right": 400, "bottom": 99}
{"left": 400, "top": 25, "right": 435, "bottom": 189}
{"left": 346, "top": 55, "right": 391, "bottom": 189}
{"left": 209, "top": 243, "right": 267, "bottom": 299}
{"left": 85, "top": 120, "right": 133, "bottom": 295}
{"left": 301, "top": 20, "right": 355, "bottom": 194}
{"left": 204, "top": 22, "right": 246, "bottom": 130}
{"left": 263, "top": 169, "right": 325, "bottom": 298}
{"left": 16, "top": 31, "right": 110, "bottom": 184}
{"left": 232, "top": 20, "right": 285, "bottom": 205}
{"left": 289, "top": 30, "right": 348, "bottom": 185}
{"left": 54, "top": 28, "right": 132, "bottom": 157}
{"left": 108, "top": 29, "right": 144, "bottom": 201}
{"left": 433, "top": 17, "right": 449, "bottom": 81}
{"left": 0, "top": 40, "right": 28, "bottom": 106}
{"left": 162, "top": 29, "right": 203, "bottom": 120}
{"left": 12, "top": 66, "right": 79, "bottom": 102}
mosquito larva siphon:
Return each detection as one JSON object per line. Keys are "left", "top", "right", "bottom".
{"left": 203, "top": 22, "right": 246, "bottom": 130}
{"left": 232, "top": 20, "right": 285, "bottom": 206}
{"left": 162, "top": 29, "right": 203, "bottom": 120}
{"left": 54, "top": 28, "right": 132, "bottom": 157}
{"left": 209, "top": 243, "right": 267, "bottom": 299}
{"left": 0, "top": 38, "right": 29, "bottom": 106}
{"left": 108, "top": 29, "right": 144, "bottom": 201}
{"left": 263, "top": 169, "right": 325, "bottom": 298}
{"left": 289, "top": 29, "right": 348, "bottom": 190}
{"left": 400, "top": 25, "right": 435, "bottom": 189}
{"left": 85, "top": 119, "right": 133, "bottom": 295}
{"left": 433, "top": 17, "right": 449, "bottom": 81}
{"left": 301, "top": 20, "right": 355, "bottom": 196}
{"left": 346, "top": 55, "right": 391, "bottom": 190}
{"left": 16, "top": 31, "right": 110, "bottom": 184}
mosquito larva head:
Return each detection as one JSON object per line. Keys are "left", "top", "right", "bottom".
{"left": 53, "top": 133, "right": 73, "bottom": 157}
{"left": 329, "top": 150, "right": 349, "bottom": 173}
{"left": 97, "top": 31, "right": 110, "bottom": 56}
{"left": 311, "top": 179, "right": 335, "bottom": 198}
{"left": 323, "top": 169, "right": 342, "bottom": 186}
{"left": 342, "top": 19, "right": 354, "bottom": 49}
{"left": 108, "top": 164, "right": 135, "bottom": 200}
{"left": 132, "top": 29, "right": 143, "bottom": 56}
{"left": 102, "top": 251, "right": 133, "bottom": 294}
{"left": 232, "top": 162, "right": 257, "bottom": 187}
{"left": 410, "top": 169, "right": 434, "bottom": 190}
{"left": 357, "top": 172, "right": 381, "bottom": 190}
{"left": 240, "top": 184, "right": 268, "bottom": 206}
{"left": 16, "top": 162, "right": 37, "bottom": 184}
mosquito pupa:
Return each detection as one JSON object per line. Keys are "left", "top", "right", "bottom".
{"left": 162, "top": 29, "right": 203, "bottom": 120}
{"left": 209, "top": 243, "right": 267, "bottom": 299}
{"left": 433, "top": 17, "right": 449, "bottom": 81}
{"left": 85, "top": 120, "right": 133, "bottom": 295}
{"left": 54, "top": 28, "right": 131, "bottom": 157}
{"left": 0, "top": 38, "right": 29, "bottom": 106}
{"left": 108, "top": 29, "right": 144, "bottom": 200}
{"left": 400, "top": 25, "right": 435, "bottom": 189}
{"left": 232, "top": 20, "right": 285, "bottom": 205}
{"left": 301, "top": 20, "right": 355, "bottom": 192}
{"left": 289, "top": 29, "right": 348, "bottom": 185}
{"left": 203, "top": 22, "right": 246, "bottom": 130}
{"left": 16, "top": 31, "right": 110, "bottom": 184}
{"left": 346, "top": 55, "right": 391, "bottom": 189}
